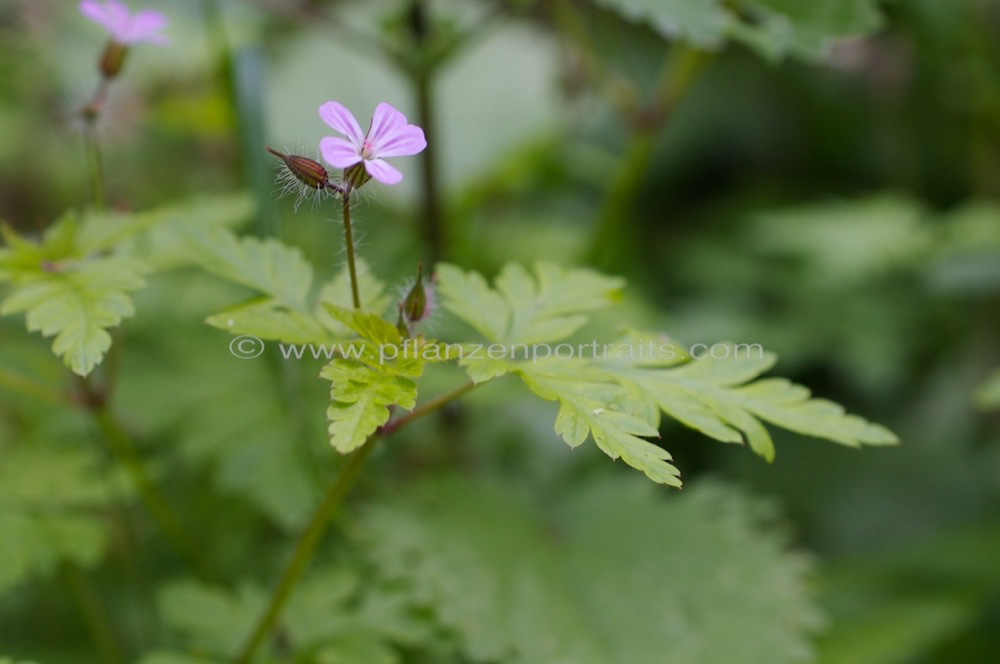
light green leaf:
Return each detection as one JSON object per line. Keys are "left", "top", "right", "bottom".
{"left": 0, "top": 255, "right": 147, "bottom": 376}
{"left": 622, "top": 346, "right": 897, "bottom": 462}
{"left": 521, "top": 363, "right": 682, "bottom": 486}
{"left": 205, "top": 297, "right": 327, "bottom": 344}
{"left": 361, "top": 476, "right": 821, "bottom": 664}
{"left": 0, "top": 446, "right": 111, "bottom": 593}
{"left": 438, "top": 262, "right": 623, "bottom": 346}
{"left": 321, "top": 357, "right": 419, "bottom": 453}
{"left": 182, "top": 227, "right": 312, "bottom": 309}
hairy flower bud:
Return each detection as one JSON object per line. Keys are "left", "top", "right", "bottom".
{"left": 99, "top": 40, "right": 129, "bottom": 78}
{"left": 266, "top": 147, "right": 330, "bottom": 190}
{"left": 401, "top": 263, "right": 428, "bottom": 323}
{"left": 398, "top": 264, "right": 434, "bottom": 337}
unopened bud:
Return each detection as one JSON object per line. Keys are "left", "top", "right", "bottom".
{"left": 266, "top": 147, "right": 331, "bottom": 190}
{"left": 99, "top": 40, "right": 129, "bottom": 79}
{"left": 400, "top": 263, "right": 433, "bottom": 325}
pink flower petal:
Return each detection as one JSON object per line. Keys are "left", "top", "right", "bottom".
{"left": 80, "top": 0, "right": 126, "bottom": 33}
{"left": 374, "top": 125, "right": 427, "bottom": 159}
{"left": 364, "top": 158, "right": 403, "bottom": 185}
{"left": 125, "top": 10, "right": 168, "bottom": 43}
{"left": 320, "top": 137, "right": 363, "bottom": 169}
{"left": 366, "top": 103, "right": 408, "bottom": 148}
{"left": 319, "top": 102, "right": 364, "bottom": 147}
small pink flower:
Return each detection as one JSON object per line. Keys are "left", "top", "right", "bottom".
{"left": 319, "top": 102, "right": 427, "bottom": 186}
{"left": 80, "top": 0, "right": 168, "bottom": 45}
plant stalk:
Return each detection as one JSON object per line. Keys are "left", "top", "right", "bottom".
{"left": 341, "top": 192, "right": 362, "bottom": 309}
{"left": 232, "top": 380, "right": 478, "bottom": 663}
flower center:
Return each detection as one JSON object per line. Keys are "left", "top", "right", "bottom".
{"left": 360, "top": 139, "right": 375, "bottom": 160}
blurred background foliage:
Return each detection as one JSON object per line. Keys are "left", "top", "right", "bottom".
{"left": 1, "top": 0, "right": 999, "bottom": 662}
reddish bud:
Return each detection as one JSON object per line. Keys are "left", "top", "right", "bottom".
{"left": 266, "top": 147, "right": 330, "bottom": 190}
{"left": 99, "top": 40, "right": 129, "bottom": 79}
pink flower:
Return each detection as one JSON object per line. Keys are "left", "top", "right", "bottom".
{"left": 80, "top": 0, "right": 168, "bottom": 45}
{"left": 319, "top": 102, "right": 427, "bottom": 186}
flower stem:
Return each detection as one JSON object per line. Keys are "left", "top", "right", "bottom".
{"left": 232, "top": 380, "right": 478, "bottom": 664}
{"left": 341, "top": 192, "right": 362, "bottom": 309}
{"left": 82, "top": 79, "right": 110, "bottom": 210}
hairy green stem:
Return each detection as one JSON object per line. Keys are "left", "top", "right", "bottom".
{"left": 341, "top": 192, "right": 362, "bottom": 309}
{"left": 62, "top": 561, "right": 123, "bottom": 664}
{"left": 232, "top": 380, "right": 478, "bottom": 664}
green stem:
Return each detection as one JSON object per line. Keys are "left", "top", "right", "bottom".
{"left": 232, "top": 380, "right": 478, "bottom": 664}
{"left": 585, "top": 46, "right": 707, "bottom": 268}
{"left": 82, "top": 78, "right": 110, "bottom": 210}
{"left": 62, "top": 562, "right": 123, "bottom": 664}
{"left": 232, "top": 440, "right": 375, "bottom": 664}
{"left": 341, "top": 192, "right": 362, "bottom": 309}
{"left": 91, "top": 402, "right": 216, "bottom": 581}
{"left": 84, "top": 121, "right": 106, "bottom": 211}
{"left": 379, "top": 380, "right": 476, "bottom": 436}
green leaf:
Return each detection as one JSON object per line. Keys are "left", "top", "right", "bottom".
{"left": 321, "top": 357, "right": 419, "bottom": 453}
{"left": 157, "top": 581, "right": 263, "bottom": 657}
{"left": 182, "top": 227, "right": 312, "bottom": 309}
{"left": 521, "top": 362, "right": 682, "bottom": 486}
{"left": 153, "top": 569, "right": 410, "bottom": 662}
{"left": 205, "top": 297, "right": 327, "bottom": 344}
{"left": 0, "top": 214, "right": 81, "bottom": 280}
{"left": 361, "top": 476, "right": 821, "bottom": 664}
{"left": 591, "top": 0, "right": 883, "bottom": 61}
{"left": 438, "top": 262, "right": 623, "bottom": 346}
{"left": 0, "top": 446, "right": 111, "bottom": 593}
{"left": 0, "top": 255, "right": 147, "bottom": 376}
{"left": 592, "top": 0, "right": 729, "bottom": 47}
{"left": 731, "top": 0, "right": 884, "bottom": 61}
{"left": 317, "top": 305, "right": 448, "bottom": 452}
